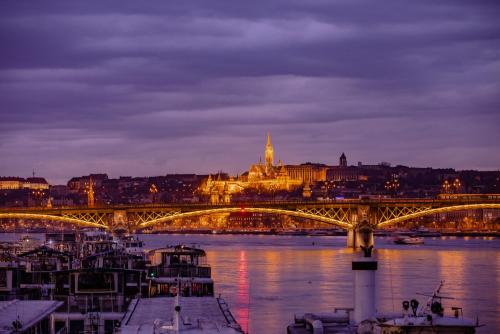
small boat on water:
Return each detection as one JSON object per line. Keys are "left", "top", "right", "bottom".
{"left": 413, "top": 227, "right": 442, "bottom": 237}
{"left": 279, "top": 229, "right": 308, "bottom": 236}
{"left": 393, "top": 235, "right": 424, "bottom": 245}
{"left": 377, "top": 281, "right": 478, "bottom": 334}
{"left": 307, "top": 229, "right": 343, "bottom": 236}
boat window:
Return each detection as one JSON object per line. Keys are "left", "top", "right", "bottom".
{"left": 69, "top": 320, "right": 84, "bottom": 334}
{"left": 0, "top": 269, "right": 7, "bottom": 288}
{"left": 105, "top": 320, "right": 119, "bottom": 334}
{"left": 170, "top": 255, "right": 180, "bottom": 264}
{"left": 77, "top": 272, "right": 116, "bottom": 292}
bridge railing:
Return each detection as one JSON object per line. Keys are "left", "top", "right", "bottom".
{"left": 1, "top": 195, "right": 500, "bottom": 212}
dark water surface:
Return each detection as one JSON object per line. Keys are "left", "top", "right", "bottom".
{"left": 3, "top": 233, "right": 499, "bottom": 333}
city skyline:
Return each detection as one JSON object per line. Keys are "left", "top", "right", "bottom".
{"left": 1, "top": 1, "right": 500, "bottom": 184}
{"left": 1, "top": 143, "right": 498, "bottom": 187}
{"left": 1, "top": 132, "right": 500, "bottom": 185}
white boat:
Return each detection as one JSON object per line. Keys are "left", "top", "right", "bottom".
{"left": 413, "top": 227, "right": 442, "bottom": 237}
{"left": 14, "top": 234, "right": 41, "bottom": 254}
{"left": 119, "top": 234, "right": 146, "bottom": 258}
{"left": 377, "top": 281, "right": 478, "bottom": 334}
{"left": 279, "top": 229, "right": 308, "bottom": 236}
{"left": 393, "top": 235, "right": 424, "bottom": 245}
{"left": 307, "top": 229, "right": 339, "bottom": 236}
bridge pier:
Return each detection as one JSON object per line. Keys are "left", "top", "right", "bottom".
{"left": 347, "top": 226, "right": 374, "bottom": 249}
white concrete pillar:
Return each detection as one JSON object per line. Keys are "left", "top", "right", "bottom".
{"left": 352, "top": 258, "right": 377, "bottom": 324}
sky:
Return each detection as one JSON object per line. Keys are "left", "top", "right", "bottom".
{"left": 1, "top": 1, "right": 499, "bottom": 184}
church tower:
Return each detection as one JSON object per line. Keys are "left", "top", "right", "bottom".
{"left": 339, "top": 152, "right": 347, "bottom": 167}
{"left": 265, "top": 132, "right": 274, "bottom": 168}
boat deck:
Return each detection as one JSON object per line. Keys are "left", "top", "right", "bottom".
{"left": 120, "top": 297, "right": 243, "bottom": 333}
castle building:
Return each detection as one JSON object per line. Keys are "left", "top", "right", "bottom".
{"left": 200, "top": 133, "right": 302, "bottom": 203}
{"left": 327, "top": 152, "right": 359, "bottom": 182}
{"left": 199, "top": 135, "right": 364, "bottom": 203}
{"left": 0, "top": 177, "right": 49, "bottom": 190}
{"left": 285, "top": 163, "right": 327, "bottom": 183}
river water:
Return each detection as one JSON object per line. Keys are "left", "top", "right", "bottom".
{"left": 140, "top": 234, "right": 500, "bottom": 334}
{"left": 2, "top": 233, "right": 499, "bottom": 333}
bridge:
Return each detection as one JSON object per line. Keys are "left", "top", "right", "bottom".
{"left": 1, "top": 195, "right": 499, "bottom": 248}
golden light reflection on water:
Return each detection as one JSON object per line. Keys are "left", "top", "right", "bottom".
{"left": 263, "top": 250, "right": 280, "bottom": 296}
{"left": 237, "top": 250, "right": 249, "bottom": 333}
{"left": 438, "top": 251, "right": 466, "bottom": 301}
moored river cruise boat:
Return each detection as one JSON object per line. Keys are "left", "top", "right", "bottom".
{"left": 118, "top": 245, "right": 243, "bottom": 334}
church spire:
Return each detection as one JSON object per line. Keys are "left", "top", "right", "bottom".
{"left": 265, "top": 131, "right": 274, "bottom": 167}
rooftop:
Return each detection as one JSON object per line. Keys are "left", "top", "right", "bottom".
{"left": 0, "top": 300, "right": 62, "bottom": 334}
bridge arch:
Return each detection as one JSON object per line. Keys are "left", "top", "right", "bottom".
{"left": 0, "top": 213, "right": 108, "bottom": 229}
{"left": 377, "top": 203, "right": 500, "bottom": 228}
{"left": 138, "top": 207, "right": 353, "bottom": 229}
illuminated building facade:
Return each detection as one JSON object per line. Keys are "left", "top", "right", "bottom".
{"left": 285, "top": 163, "right": 327, "bottom": 183}
{"left": 0, "top": 177, "right": 49, "bottom": 190}
{"left": 200, "top": 133, "right": 303, "bottom": 203}
{"left": 327, "top": 153, "right": 360, "bottom": 182}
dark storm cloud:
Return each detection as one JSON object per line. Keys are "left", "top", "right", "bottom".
{"left": 1, "top": 1, "right": 499, "bottom": 183}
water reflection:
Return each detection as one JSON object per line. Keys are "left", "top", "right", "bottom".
{"left": 237, "top": 250, "right": 249, "bottom": 333}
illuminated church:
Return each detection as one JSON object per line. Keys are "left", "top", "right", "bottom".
{"left": 200, "top": 133, "right": 303, "bottom": 203}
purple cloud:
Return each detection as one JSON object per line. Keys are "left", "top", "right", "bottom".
{"left": 0, "top": 1, "right": 499, "bottom": 184}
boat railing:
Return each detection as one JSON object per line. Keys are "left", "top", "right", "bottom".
{"left": 55, "top": 327, "right": 67, "bottom": 334}
{"left": 53, "top": 294, "right": 129, "bottom": 313}
{"left": 27, "top": 262, "right": 59, "bottom": 272}
{"left": 151, "top": 266, "right": 211, "bottom": 278}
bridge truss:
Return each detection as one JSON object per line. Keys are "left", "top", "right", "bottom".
{"left": 0, "top": 199, "right": 499, "bottom": 231}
